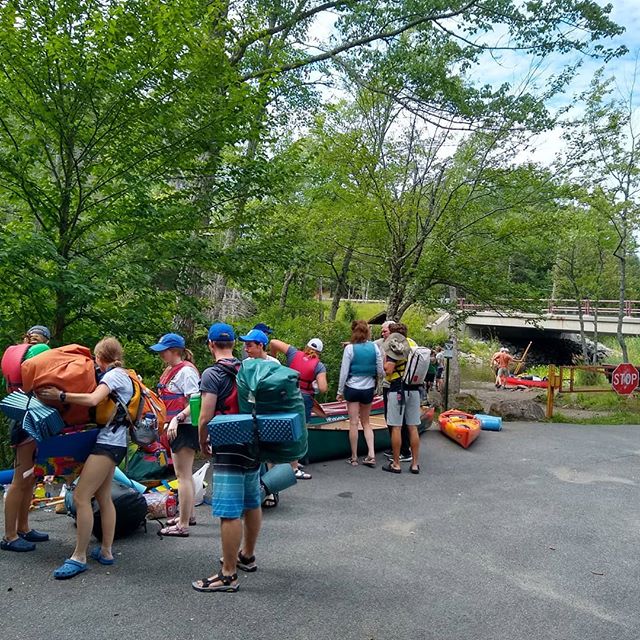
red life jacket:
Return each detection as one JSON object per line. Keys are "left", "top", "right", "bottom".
{"left": 290, "top": 350, "right": 319, "bottom": 395}
{"left": 1, "top": 344, "right": 31, "bottom": 392}
{"left": 213, "top": 361, "right": 240, "bottom": 415}
{"left": 157, "top": 361, "right": 199, "bottom": 419}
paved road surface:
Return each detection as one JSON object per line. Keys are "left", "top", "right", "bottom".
{"left": 1, "top": 422, "right": 639, "bottom": 640}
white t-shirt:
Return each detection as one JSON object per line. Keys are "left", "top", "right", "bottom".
{"left": 164, "top": 365, "right": 200, "bottom": 424}
{"left": 96, "top": 367, "right": 134, "bottom": 447}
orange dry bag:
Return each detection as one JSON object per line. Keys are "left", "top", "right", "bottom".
{"left": 21, "top": 344, "right": 98, "bottom": 426}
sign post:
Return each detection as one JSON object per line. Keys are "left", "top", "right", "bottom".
{"left": 611, "top": 363, "right": 639, "bottom": 396}
{"left": 443, "top": 341, "right": 454, "bottom": 410}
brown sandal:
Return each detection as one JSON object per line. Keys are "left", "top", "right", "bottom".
{"left": 362, "top": 456, "right": 376, "bottom": 468}
{"left": 346, "top": 457, "right": 359, "bottom": 466}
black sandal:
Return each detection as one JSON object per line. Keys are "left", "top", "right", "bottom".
{"left": 382, "top": 463, "right": 401, "bottom": 474}
{"left": 262, "top": 492, "right": 279, "bottom": 509}
{"left": 192, "top": 573, "right": 239, "bottom": 592}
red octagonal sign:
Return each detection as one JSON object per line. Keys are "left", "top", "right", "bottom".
{"left": 611, "top": 363, "right": 639, "bottom": 395}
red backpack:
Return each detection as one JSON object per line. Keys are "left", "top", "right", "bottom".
{"left": 213, "top": 361, "right": 240, "bottom": 415}
{"left": 1, "top": 344, "right": 30, "bottom": 392}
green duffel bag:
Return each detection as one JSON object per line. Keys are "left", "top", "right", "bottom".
{"left": 237, "top": 359, "right": 308, "bottom": 463}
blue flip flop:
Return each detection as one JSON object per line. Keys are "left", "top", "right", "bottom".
{"left": 89, "top": 547, "right": 115, "bottom": 565}
{"left": 53, "top": 558, "right": 88, "bottom": 580}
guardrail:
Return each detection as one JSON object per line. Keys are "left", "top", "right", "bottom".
{"left": 458, "top": 298, "right": 640, "bottom": 318}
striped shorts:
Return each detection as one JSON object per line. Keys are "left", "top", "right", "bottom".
{"left": 212, "top": 468, "right": 261, "bottom": 519}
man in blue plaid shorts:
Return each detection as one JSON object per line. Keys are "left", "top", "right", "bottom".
{"left": 192, "top": 323, "right": 262, "bottom": 593}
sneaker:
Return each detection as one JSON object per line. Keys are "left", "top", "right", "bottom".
{"left": 383, "top": 450, "right": 393, "bottom": 459}
{"left": 399, "top": 453, "right": 413, "bottom": 463}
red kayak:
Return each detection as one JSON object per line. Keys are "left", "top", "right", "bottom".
{"left": 504, "top": 377, "right": 548, "bottom": 388}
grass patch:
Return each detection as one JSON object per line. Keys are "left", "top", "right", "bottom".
{"left": 554, "top": 391, "right": 640, "bottom": 412}
{"left": 548, "top": 411, "right": 640, "bottom": 425}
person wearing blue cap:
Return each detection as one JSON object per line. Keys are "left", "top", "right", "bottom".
{"left": 150, "top": 333, "right": 200, "bottom": 537}
{"left": 239, "top": 329, "right": 279, "bottom": 363}
{"left": 193, "top": 323, "right": 262, "bottom": 593}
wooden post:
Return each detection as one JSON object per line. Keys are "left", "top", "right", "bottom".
{"left": 546, "top": 364, "right": 555, "bottom": 419}
{"left": 514, "top": 341, "right": 532, "bottom": 376}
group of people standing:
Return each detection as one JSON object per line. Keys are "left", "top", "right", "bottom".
{"left": 2, "top": 317, "right": 438, "bottom": 591}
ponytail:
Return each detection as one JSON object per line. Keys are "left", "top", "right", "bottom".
{"left": 183, "top": 348, "right": 195, "bottom": 364}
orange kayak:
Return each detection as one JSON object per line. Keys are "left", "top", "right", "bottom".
{"left": 438, "top": 409, "right": 481, "bottom": 449}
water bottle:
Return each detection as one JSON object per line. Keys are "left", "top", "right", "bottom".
{"left": 44, "top": 477, "right": 54, "bottom": 499}
{"left": 189, "top": 393, "right": 201, "bottom": 426}
{"left": 165, "top": 492, "right": 177, "bottom": 518}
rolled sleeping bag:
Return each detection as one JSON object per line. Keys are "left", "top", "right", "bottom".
{"left": 474, "top": 414, "right": 503, "bottom": 431}
{"left": 260, "top": 463, "right": 297, "bottom": 497}
{"left": 113, "top": 466, "right": 146, "bottom": 494}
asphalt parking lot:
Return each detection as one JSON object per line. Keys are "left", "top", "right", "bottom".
{"left": 1, "top": 421, "right": 639, "bottom": 640}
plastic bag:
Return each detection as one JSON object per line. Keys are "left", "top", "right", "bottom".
{"left": 193, "top": 462, "right": 210, "bottom": 506}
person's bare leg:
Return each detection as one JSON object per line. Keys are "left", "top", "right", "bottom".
{"left": 173, "top": 447, "right": 196, "bottom": 529}
{"left": 4, "top": 441, "right": 36, "bottom": 541}
{"left": 347, "top": 401, "right": 360, "bottom": 461}
{"left": 220, "top": 518, "right": 242, "bottom": 577}
{"left": 408, "top": 425, "right": 420, "bottom": 471}
{"left": 93, "top": 466, "right": 117, "bottom": 560}
{"left": 70, "top": 454, "right": 114, "bottom": 563}
{"left": 390, "top": 427, "right": 401, "bottom": 469}
{"left": 241, "top": 507, "right": 262, "bottom": 558}
{"left": 359, "top": 403, "right": 375, "bottom": 459}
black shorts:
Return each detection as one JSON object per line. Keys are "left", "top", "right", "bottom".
{"left": 91, "top": 443, "right": 127, "bottom": 465}
{"left": 343, "top": 385, "right": 375, "bottom": 405}
{"left": 10, "top": 420, "right": 34, "bottom": 448}
{"left": 170, "top": 423, "right": 199, "bottom": 453}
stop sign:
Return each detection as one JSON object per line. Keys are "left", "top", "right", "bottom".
{"left": 611, "top": 363, "right": 639, "bottom": 395}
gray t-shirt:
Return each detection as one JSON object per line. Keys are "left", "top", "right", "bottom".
{"left": 96, "top": 367, "right": 133, "bottom": 447}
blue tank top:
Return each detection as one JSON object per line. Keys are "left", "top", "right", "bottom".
{"left": 349, "top": 342, "right": 377, "bottom": 377}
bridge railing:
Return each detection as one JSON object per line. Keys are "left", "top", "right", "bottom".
{"left": 458, "top": 298, "right": 640, "bottom": 318}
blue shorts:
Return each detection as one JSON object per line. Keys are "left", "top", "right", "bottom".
{"left": 212, "top": 468, "right": 261, "bottom": 519}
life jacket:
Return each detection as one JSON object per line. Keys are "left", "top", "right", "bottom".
{"left": 349, "top": 342, "right": 377, "bottom": 377}
{"left": 157, "top": 361, "right": 199, "bottom": 419}
{"left": 213, "top": 361, "right": 240, "bottom": 415}
{"left": 290, "top": 350, "right": 319, "bottom": 395}
{"left": 1, "top": 344, "right": 30, "bottom": 392}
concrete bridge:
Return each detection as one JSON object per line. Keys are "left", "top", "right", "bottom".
{"left": 460, "top": 299, "right": 640, "bottom": 336}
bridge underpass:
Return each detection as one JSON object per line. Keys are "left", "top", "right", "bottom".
{"left": 459, "top": 299, "right": 640, "bottom": 365}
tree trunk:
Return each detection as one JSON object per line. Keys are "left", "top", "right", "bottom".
{"left": 592, "top": 305, "right": 599, "bottom": 365}
{"left": 576, "top": 300, "right": 589, "bottom": 363}
{"left": 616, "top": 232, "right": 629, "bottom": 362}
{"left": 279, "top": 269, "right": 295, "bottom": 312}
{"left": 448, "top": 286, "right": 461, "bottom": 395}
{"left": 329, "top": 246, "right": 354, "bottom": 321}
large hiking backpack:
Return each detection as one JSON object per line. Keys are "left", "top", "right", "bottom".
{"left": 402, "top": 346, "right": 432, "bottom": 387}
{"left": 119, "top": 442, "right": 172, "bottom": 482}
{"left": 95, "top": 369, "right": 167, "bottom": 447}
{"left": 236, "top": 359, "right": 308, "bottom": 463}
{"left": 21, "top": 344, "right": 98, "bottom": 426}
{"left": 65, "top": 479, "right": 147, "bottom": 540}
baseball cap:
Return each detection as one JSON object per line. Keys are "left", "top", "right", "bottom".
{"left": 149, "top": 333, "right": 185, "bottom": 352}
{"left": 252, "top": 322, "right": 273, "bottom": 335}
{"left": 208, "top": 322, "right": 235, "bottom": 342}
{"left": 306, "top": 338, "right": 323, "bottom": 353}
{"left": 27, "top": 325, "right": 51, "bottom": 340}
{"left": 239, "top": 329, "right": 269, "bottom": 345}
